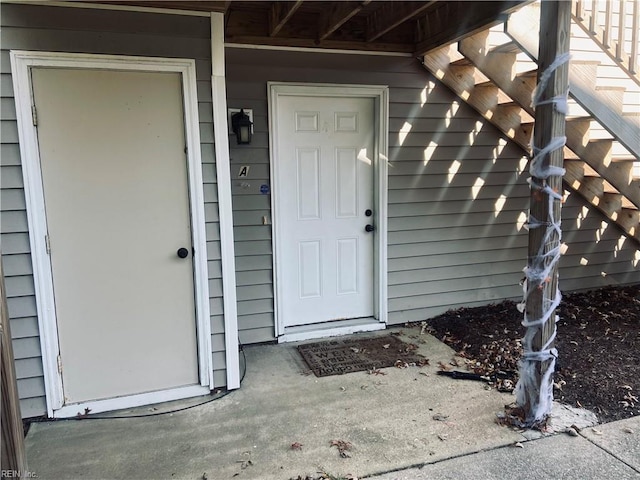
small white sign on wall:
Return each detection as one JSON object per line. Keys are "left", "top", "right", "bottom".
{"left": 238, "top": 166, "right": 250, "bottom": 177}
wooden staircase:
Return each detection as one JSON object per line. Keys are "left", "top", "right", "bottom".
{"left": 422, "top": 0, "right": 640, "bottom": 242}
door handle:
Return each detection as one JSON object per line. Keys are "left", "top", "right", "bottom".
{"left": 365, "top": 224, "right": 375, "bottom": 233}
{"left": 177, "top": 247, "right": 189, "bottom": 258}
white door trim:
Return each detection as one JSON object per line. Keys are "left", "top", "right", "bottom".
{"left": 211, "top": 13, "right": 240, "bottom": 390}
{"left": 268, "top": 82, "right": 389, "bottom": 339}
{"left": 10, "top": 50, "right": 213, "bottom": 417}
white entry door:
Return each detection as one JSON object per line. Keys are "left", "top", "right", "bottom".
{"left": 274, "top": 95, "right": 375, "bottom": 328}
{"left": 31, "top": 68, "right": 200, "bottom": 405}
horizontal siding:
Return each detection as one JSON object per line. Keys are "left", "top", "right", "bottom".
{"left": 559, "top": 193, "right": 640, "bottom": 289}
{"left": 226, "top": 46, "right": 639, "bottom": 335}
{"left": 0, "top": 3, "right": 227, "bottom": 418}
{"left": 385, "top": 77, "right": 531, "bottom": 326}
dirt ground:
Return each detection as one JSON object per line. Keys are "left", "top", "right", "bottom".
{"left": 424, "top": 284, "right": 639, "bottom": 423}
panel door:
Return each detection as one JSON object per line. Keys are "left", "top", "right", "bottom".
{"left": 276, "top": 95, "right": 375, "bottom": 327}
{"left": 32, "top": 68, "right": 199, "bottom": 404}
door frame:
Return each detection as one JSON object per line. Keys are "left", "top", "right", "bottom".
{"left": 10, "top": 51, "right": 213, "bottom": 417}
{"left": 268, "top": 82, "right": 389, "bottom": 340}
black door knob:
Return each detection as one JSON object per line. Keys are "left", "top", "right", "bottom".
{"left": 365, "top": 224, "right": 375, "bottom": 232}
{"left": 177, "top": 247, "right": 189, "bottom": 258}
{"left": 365, "top": 209, "right": 373, "bottom": 217}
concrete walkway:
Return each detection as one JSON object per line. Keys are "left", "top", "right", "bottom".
{"left": 372, "top": 416, "right": 640, "bottom": 479}
{"left": 23, "top": 326, "right": 640, "bottom": 479}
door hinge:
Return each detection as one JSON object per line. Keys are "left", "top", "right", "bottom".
{"left": 45, "top": 234, "right": 51, "bottom": 254}
{"left": 57, "top": 354, "right": 63, "bottom": 374}
{"left": 31, "top": 105, "right": 38, "bottom": 126}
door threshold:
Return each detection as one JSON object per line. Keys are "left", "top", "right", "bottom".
{"left": 278, "top": 318, "right": 386, "bottom": 343}
{"left": 52, "top": 384, "right": 211, "bottom": 418}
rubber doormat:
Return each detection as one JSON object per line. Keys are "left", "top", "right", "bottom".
{"left": 297, "top": 335, "right": 427, "bottom": 377}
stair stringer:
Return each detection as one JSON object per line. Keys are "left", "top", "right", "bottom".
{"left": 457, "top": 31, "right": 640, "bottom": 211}
{"left": 506, "top": 3, "right": 640, "bottom": 160}
{"left": 422, "top": 42, "right": 640, "bottom": 243}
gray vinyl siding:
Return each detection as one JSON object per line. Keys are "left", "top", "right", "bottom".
{"left": 0, "top": 3, "right": 227, "bottom": 417}
{"left": 226, "top": 47, "right": 639, "bottom": 339}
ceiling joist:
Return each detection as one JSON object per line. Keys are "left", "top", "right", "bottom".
{"left": 269, "top": 1, "right": 304, "bottom": 37}
{"left": 318, "top": 1, "right": 371, "bottom": 42}
{"left": 366, "top": 1, "right": 437, "bottom": 43}
{"left": 95, "top": 1, "right": 532, "bottom": 55}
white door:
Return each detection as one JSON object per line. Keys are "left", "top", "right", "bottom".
{"left": 31, "top": 68, "right": 200, "bottom": 404}
{"left": 275, "top": 95, "right": 375, "bottom": 328}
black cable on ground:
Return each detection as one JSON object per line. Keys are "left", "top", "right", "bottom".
{"left": 30, "top": 343, "right": 247, "bottom": 423}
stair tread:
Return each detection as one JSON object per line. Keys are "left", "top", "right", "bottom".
{"left": 488, "top": 40, "right": 521, "bottom": 54}
{"left": 450, "top": 58, "right": 473, "bottom": 66}
{"left": 515, "top": 69, "right": 538, "bottom": 78}
{"left": 610, "top": 157, "right": 639, "bottom": 162}
{"left": 570, "top": 59, "right": 602, "bottom": 66}
{"left": 595, "top": 85, "right": 628, "bottom": 92}
{"left": 622, "top": 198, "right": 638, "bottom": 210}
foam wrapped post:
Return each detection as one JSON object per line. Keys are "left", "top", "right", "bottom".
{"left": 515, "top": 0, "right": 571, "bottom": 427}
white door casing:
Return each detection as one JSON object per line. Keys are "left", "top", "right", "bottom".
{"left": 10, "top": 51, "right": 213, "bottom": 417}
{"left": 269, "top": 83, "right": 389, "bottom": 338}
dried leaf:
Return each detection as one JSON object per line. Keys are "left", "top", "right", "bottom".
{"left": 237, "top": 452, "right": 253, "bottom": 470}
{"left": 290, "top": 442, "right": 303, "bottom": 450}
{"left": 382, "top": 343, "right": 390, "bottom": 349}
{"left": 395, "top": 360, "right": 409, "bottom": 369}
{"left": 437, "top": 433, "right": 448, "bottom": 441}
{"left": 437, "top": 361, "right": 451, "bottom": 371}
{"left": 513, "top": 442, "right": 524, "bottom": 448}
{"left": 330, "top": 439, "right": 353, "bottom": 458}
{"left": 591, "top": 428, "right": 603, "bottom": 435}
{"left": 565, "top": 427, "right": 579, "bottom": 437}
{"left": 76, "top": 408, "right": 92, "bottom": 418}
{"left": 622, "top": 427, "right": 634, "bottom": 434}
{"left": 432, "top": 413, "right": 449, "bottom": 422}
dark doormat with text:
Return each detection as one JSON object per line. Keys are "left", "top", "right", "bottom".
{"left": 297, "top": 335, "right": 427, "bottom": 377}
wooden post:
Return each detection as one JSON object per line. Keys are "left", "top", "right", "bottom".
{"left": 518, "top": 0, "right": 570, "bottom": 426}
{"left": 1, "top": 257, "right": 28, "bottom": 471}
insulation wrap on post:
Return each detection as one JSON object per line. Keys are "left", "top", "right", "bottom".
{"left": 514, "top": 33, "right": 571, "bottom": 425}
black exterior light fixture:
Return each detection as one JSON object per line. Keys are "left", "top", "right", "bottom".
{"left": 231, "top": 108, "right": 253, "bottom": 145}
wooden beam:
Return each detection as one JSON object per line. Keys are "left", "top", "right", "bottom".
{"left": 269, "top": 1, "right": 304, "bottom": 37}
{"left": 97, "top": 1, "right": 230, "bottom": 12}
{"left": 366, "top": 1, "right": 436, "bottom": 43}
{"left": 224, "top": 33, "right": 414, "bottom": 53}
{"left": 415, "top": 1, "right": 527, "bottom": 56}
{"left": 318, "top": 1, "right": 371, "bottom": 42}
{"left": 1, "top": 259, "right": 27, "bottom": 472}
{"left": 519, "top": 0, "right": 571, "bottom": 427}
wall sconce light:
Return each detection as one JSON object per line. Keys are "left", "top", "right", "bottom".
{"left": 231, "top": 108, "right": 253, "bottom": 145}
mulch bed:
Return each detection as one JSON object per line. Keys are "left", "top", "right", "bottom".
{"left": 423, "top": 284, "right": 639, "bottom": 423}
{"left": 298, "top": 335, "right": 427, "bottom": 377}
